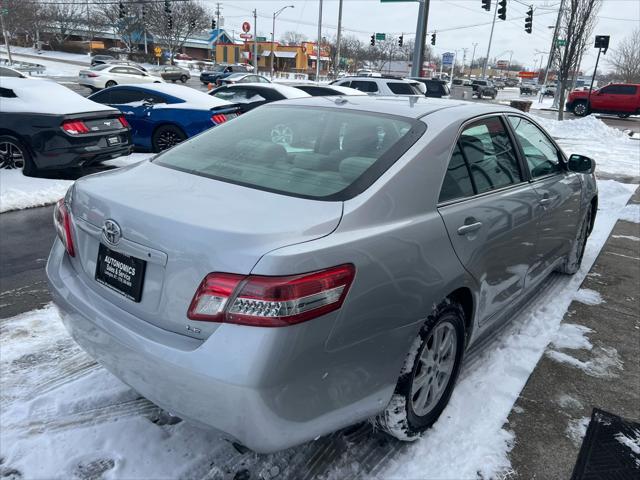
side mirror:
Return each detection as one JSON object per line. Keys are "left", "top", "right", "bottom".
{"left": 568, "top": 154, "right": 596, "bottom": 174}
{"left": 143, "top": 98, "right": 155, "bottom": 106}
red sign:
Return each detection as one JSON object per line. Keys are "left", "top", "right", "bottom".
{"left": 518, "top": 71, "right": 536, "bottom": 79}
{"left": 239, "top": 33, "right": 252, "bottom": 40}
{"left": 242, "top": 21, "right": 251, "bottom": 33}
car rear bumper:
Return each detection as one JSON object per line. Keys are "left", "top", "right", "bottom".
{"left": 46, "top": 241, "right": 389, "bottom": 452}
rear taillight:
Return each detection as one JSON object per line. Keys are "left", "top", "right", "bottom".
{"left": 87, "top": 72, "right": 99, "bottom": 78}
{"left": 61, "top": 120, "right": 90, "bottom": 135}
{"left": 118, "top": 115, "right": 130, "bottom": 128}
{"left": 187, "top": 264, "right": 355, "bottom": 327}
{"left": 53, "top": 199, "right": 75, "bottom": 257}
{"left": 211, "top": 113, "right": 227, "bottom": 124}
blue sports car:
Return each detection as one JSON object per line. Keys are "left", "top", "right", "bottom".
{"left": 88, "top": 83, "right": 238, "bottom": 152}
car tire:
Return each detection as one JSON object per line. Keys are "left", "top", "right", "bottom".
{"left": 556, "top": 206, "right": 592, "bottom": 275}
{"left": 617, "top": 113, "right": 630, "bottom": 119}
{"left": 573, "top": 101, "right": 589, "bottom": 117}
{"left": 0, "top": 135, "right": 36, "bottom": 176}
{"left": 105, "top": 80, "right": 117, "bottom": 88}
{"left": 180, "top": 75, "right": 188, "bottom": 83}
{"left": 375, "top": 300, "right": 466, "bottom": 441}
{"left": 491, "top": 93, "right": 497, "bottom": 99}
{"left": 152, "top": 125, "right": 187, "bottom": 153}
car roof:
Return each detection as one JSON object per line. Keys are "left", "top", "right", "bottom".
{"left": 274, "top": 95, "right": 520, "bottom": 120}
{"left": 110, "top": 83, "right": 231, "bottom": 107}
{"left": 338, "top": 76, "right": 412, "bottom": 83}
{"left": 221, "top": 82, "right": 310, "bottom": 99}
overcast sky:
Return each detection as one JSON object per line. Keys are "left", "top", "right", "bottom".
{"left": 203, "top": 0, "right": 639, "bottom": 73}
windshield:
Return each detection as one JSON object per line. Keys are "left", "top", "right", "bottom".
{"left": 91, "top": 64, "right": 111, "bottom": 71}
{"left": 155, "top": 105, "right": 424, "bottom": 200}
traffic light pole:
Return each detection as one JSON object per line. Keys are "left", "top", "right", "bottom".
{"left": 410, "top": 0, "right": 429, "bottom": 77}
{"left": 0, "top": 11, "right": 11, "bottom": 65}
{"left": 481, "top": 0, "right": 498, "bottom": 79}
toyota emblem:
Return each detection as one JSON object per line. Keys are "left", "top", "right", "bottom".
{"left": 102, "top": 219, "right": 122, "bottom": 246}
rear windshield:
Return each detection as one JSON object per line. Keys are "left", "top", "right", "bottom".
{"left": 155, "top": 105, "right": 424, "bottom": 200}
{"left": 387, "top": 82, "right": 418, "bottom": 95}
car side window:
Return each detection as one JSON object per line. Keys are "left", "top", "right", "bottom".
{"left": 350, "top": 81, "right": 378, "bottom": 93}
{"left": 126, "top": 68, "right": 144, "bottom": 76}
{"left": 439, "top": 143, "right": 475, "bottom": 203}
{"left": 508, "top": 116, "right": 562, "bottom": 178}
{"left": 110, "top": 67, "right": 128, "bottom": 74}
{"left": 386, "top": 82, "right": 415, "bottom": 95}
{"left": 617, "top": 85, "right": 636, "bottom": 95}
{"left": 214, "top": 88, "right": 265, "bottom": 104}
{"left": 108, "top": 89, "right": 147, "bottom": 104}
{"left": 458, "top": 117, "right": 522, "bottom": 194}
{"left": 89, "top": 90, "right": 111, "bottom": 104}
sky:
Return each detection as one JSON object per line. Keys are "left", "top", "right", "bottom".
{"left": 202, "top": 0, "right": 640, "bottom": 73}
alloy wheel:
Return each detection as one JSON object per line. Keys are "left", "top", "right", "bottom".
{"left": 156, "top": 130, "right": 183, "bottom": 151}
{"left": 0, "top": 141, "right": 25, "bottom": 170}
{"left": 411, "top": 322, "right": 458, "bottom": 417}
{"left": 574, "top": 103, "right": 588, "bottom": 116}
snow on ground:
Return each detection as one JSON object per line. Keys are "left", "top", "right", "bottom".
{"left": 618, "top": 203, "right": 640, "bottom": 223}
{"left": 566, "top": 417, "right": 591, "bottom": 448}
{"left": 0, "top": 154, "right": 151, "bottom": 213}
{"left": 574, "top": 288, "right": 604, "bottom": 306}
{"left": 0, "top": 46, "right": 90, "bottom": 64}
{"left": 1, "top": 179, "right": 636, "bottom": 479}
{"left": 533, "top": 115, "right": 640, "bottom": 178}
{"left": 0, "top": 52, "right": 84, "bottom": 77}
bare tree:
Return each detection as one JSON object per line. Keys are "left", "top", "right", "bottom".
{"left": 555, "top": 0, "right": 602, "bottom": 120}
{"left": 94, "top": 0, "right": 143, "bottom": 52}
{"left": 280, "top": 31, "right": 306, "bottom": 46}
{"left": 46, "top": 0, "right": 85, "bottom": 47}
{"left": 608, "top": 28, "right": 640, "bottom": 83}
{"left": 145, "top": 0, "right": 210, "bottom": 63}
{"left": 2, "top": 0, "right": 51, "bottom": 46}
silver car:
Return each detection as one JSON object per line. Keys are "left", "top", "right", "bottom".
{"left": 47, "top": 96, "right": 598, "bottom": 453}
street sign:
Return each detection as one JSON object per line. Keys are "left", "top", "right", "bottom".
{"left": 256, "top": 36, "right": 267, "bottom": 42}
{"left": 375, "top": 33, "right": 386, "bottom": 41}
{"left": 594, "top": 35, "right": 610, "bottom": 51}
{"left": 154, "top": 46, "right": 162, "bottom": 58}
{"left": 518, "top": 71, "right": 536, "bottom": 79}
{"left": 557, "top": 39, "right": 566, "bottom": 46}
{"left": 239, "top": 33, "right": 252, "bottom": 40}
{"left": 442, "top": 52, "right": 454, "bottom": 66}
{"left": 496, "top": 60, "right": 509, "bottom": 69}
{"left": 242, "top": 21, "right": 251, "bottom": 33}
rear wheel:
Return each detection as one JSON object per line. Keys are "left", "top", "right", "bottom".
{"left": 180, "top": 75, "right": 188, "bottom": 83}
{"left": 573, "top": 101, "right": 589, "bottom": 117}
{"left": 376, "top": 300, "right": 465, "bottom": 441}
{"left": 557, "top": 206, "right": 592, "bottom": 275}
{"left": 105, "top": 80, "right": 117, "bottom": 88}
{"left": 152, "top": 125, "right": 187, "bottom": 152}
{"left": 617, "top": 113, "right": 630, "bottom": 119}
{"left": 0, "top": 135, "right": 36, "bottom": 176}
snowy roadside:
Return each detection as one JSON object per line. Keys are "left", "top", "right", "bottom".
{"left": 0, "top": 178, "right": 636, "bottom": 479}
{"left": 0, "top": 154, "right": 152, "bottom": 214}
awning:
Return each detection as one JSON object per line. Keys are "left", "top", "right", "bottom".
{"left": 308, "top": 55, "right": 330, "bottom": 61}
{"left": 262, "top": 50, "right": 297, "bottom": 58}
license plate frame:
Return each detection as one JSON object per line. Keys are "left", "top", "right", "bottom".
{"left": 107, "top": 136, "right": 120, "bottom": 146}
{"left": 95, "top": 243, "right": 146, "bottom": 302}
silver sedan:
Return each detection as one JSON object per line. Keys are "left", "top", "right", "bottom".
{"left": 47, "top": 96, "right": 597, "bottom": 453}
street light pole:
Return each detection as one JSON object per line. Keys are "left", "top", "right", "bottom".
{"left": 469, "top": 42, "right": 478, "bottom": 79}
{"left": 316, "top": 0, "right": 323, "bottom": 82}
{"left": 410, "top": 0, "right": 429, "bottom": 77}
{"left": 335, "top": 0, "right": 344, "bottom": 74}
{"left": 482, "top": 0, "right": 498, "bottom": 79}
{"left": 271, "top": 5, "right": 294, "bottom": 79}
{"left": 253, "top": 9, "right": 258, "bottom": 73}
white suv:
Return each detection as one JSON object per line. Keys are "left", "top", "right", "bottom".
{"left": 331, "top": 76, "right": 423, "bottom": 96}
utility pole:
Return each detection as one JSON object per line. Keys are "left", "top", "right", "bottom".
{"left": 449, "top": 50, "right": 457, "bottom": 89}
{"left": 469, "top": 42, "right": 478, "bottom": 79}
{"left": 461, "top": 47, "right": 468, "bottom": 77}
{"left": 253, "top": 9, "right": 258, "bottom": 73}
{"left": 0, "top": 8, "right": 11, "bottom": 65}
{"left": 335, "top": 0, "right": 343, "bottom": 74}
{"left": 542, "top": 0, "right": 565, "bottom": 89}
{"left": 215, "top": 2, "right": 222, "bottom": 63}
{"left": 482, "top": 0, "right": 498, "bottom": 78}
{"left": 410, "top": 0, "right": 429, "bottom": 77}
{"left": 271, "top": 5, "right": 294, "bottom": 79}
{"left": 316, "top": 0, "right": 323, "bottom": 82}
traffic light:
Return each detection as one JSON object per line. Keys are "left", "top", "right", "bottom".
{"left": 370, "top": 34, "right": 375, "bottom": 46}
{"left": 164, "top": 0, "right": 171, "bottom": 15}
{"left": 398, "top": 35, "right": 403, "bottom": 47}
{"left": 141, "top": 5, "right": 146, "bottom": 19}
{"left": 167, "top": 15, "right": 173, "bottom": 29}
{"left": 211, "top": 19, "right": 216, "bottom": 30}
{"left": 498, "top": 0, "right": 507, "bottom": 20}
{"left": 190, "top": 19, "right": 196, "bottom": 29}
{"left": 118, "top": 1, "right": 125, "bottom": 19}
{"left": 431, "top": 33, "right": 436, "bottom": 46}
{"left": 481, "top": 0, "right": 491, "bottom": 11}
{"left": 525, "top": 6, "right": 533, "bottom": 34}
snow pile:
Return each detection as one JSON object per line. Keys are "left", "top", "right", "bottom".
{"left": 552, "top": 323, "right": 593, "bottom": 350}
{"left": 534, "top": 114, "right": 628, "bottom": 141}
{"left": 618, "top": 203, "right": 640, "bottom": 223}
{"left": 547, "top": 346, "right": 624, "bottom": 378}
{"left": 566, "top": 417, "right": 591, "bottom": 448}
{"left": 574, "top": 288, "right": 604, "bottom": 305}
{"left": 0, "top": 154, "right": 150, "bottom": 213}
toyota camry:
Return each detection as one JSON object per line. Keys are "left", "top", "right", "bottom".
{"left": 47, "top": 96, "right": 598, "bottom": 453}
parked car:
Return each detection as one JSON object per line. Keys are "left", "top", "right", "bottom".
{"left": 505, "top": 78, "right": 520, "bottom": 88}
{"left": 0, "top": 66, "right": 27, "bottom": 78}
{"left": 291, "top": 84, "right": 367, "bottom": 97}
{"left": 542, "top": 84, "right": 557, "bottom": 97}
{"left": 200, "top": 63, "right": 251, "bottom": 85}
{"left": 79, "top": 64, "right": 164, "bottom": 91}
{"left": 175, "top": 53, "right": 193, "bottom": 61}
{"left": 566, "top": 83, "right": 640, "bottom": 118}
{"left": 209, "top": 83, "right": 309, "bottom": 113}
{"left": 217, "top": 73, "right": 271, "bottom": 86}
{"left": 0, "top": 77, "right": 131, "bottom": 175}
{"left": 408, "top": 77, "right": 451, "bottom": 98}
{"left": 90, "top": 54, "right": 115, "bottom": 67}
{"left": 331, "top": 76, "right": 422, "bottom": 95}
{"left": 47, "top": 96, "right": 598, "bottom": 454}
{"left": 519, "top": 82, "right": 540, "bottom": 95}
{"left": 493, "top": 79, "right": 506, "bottom": 89}
{"left": 471, "top": 79, "right": 498, "bottom": 99}
{"left": 152, "top": 65, "right": 191, "bottom": 83}
{"left": 89, "top": 83, "right": 238, "bottom": 152}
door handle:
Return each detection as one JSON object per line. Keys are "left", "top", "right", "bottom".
{"left": 457, "top": 221, "right": 483, "bottom": 235}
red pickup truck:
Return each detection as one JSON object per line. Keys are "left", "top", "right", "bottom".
{"left": 565, "top": 83, "right": 640, "bottom": 118}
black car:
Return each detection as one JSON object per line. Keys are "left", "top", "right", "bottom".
{"left": 407, "top": 77, "right": 450, "bottom": 98}
{"left": 200, "top": 64, "right": 251, "bottom": 85}
{"left": 471, "top": 79, "right": 498, "bottom": 99}
{"left": 91, "top": 55, "right": 115, "bottom": 66}
{"left": 0, "top": 78, "right": 131, "bottom": 175}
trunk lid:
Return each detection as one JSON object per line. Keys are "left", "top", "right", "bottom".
{"left": 70, "top": 161, "right": 343, "bottom": 338}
